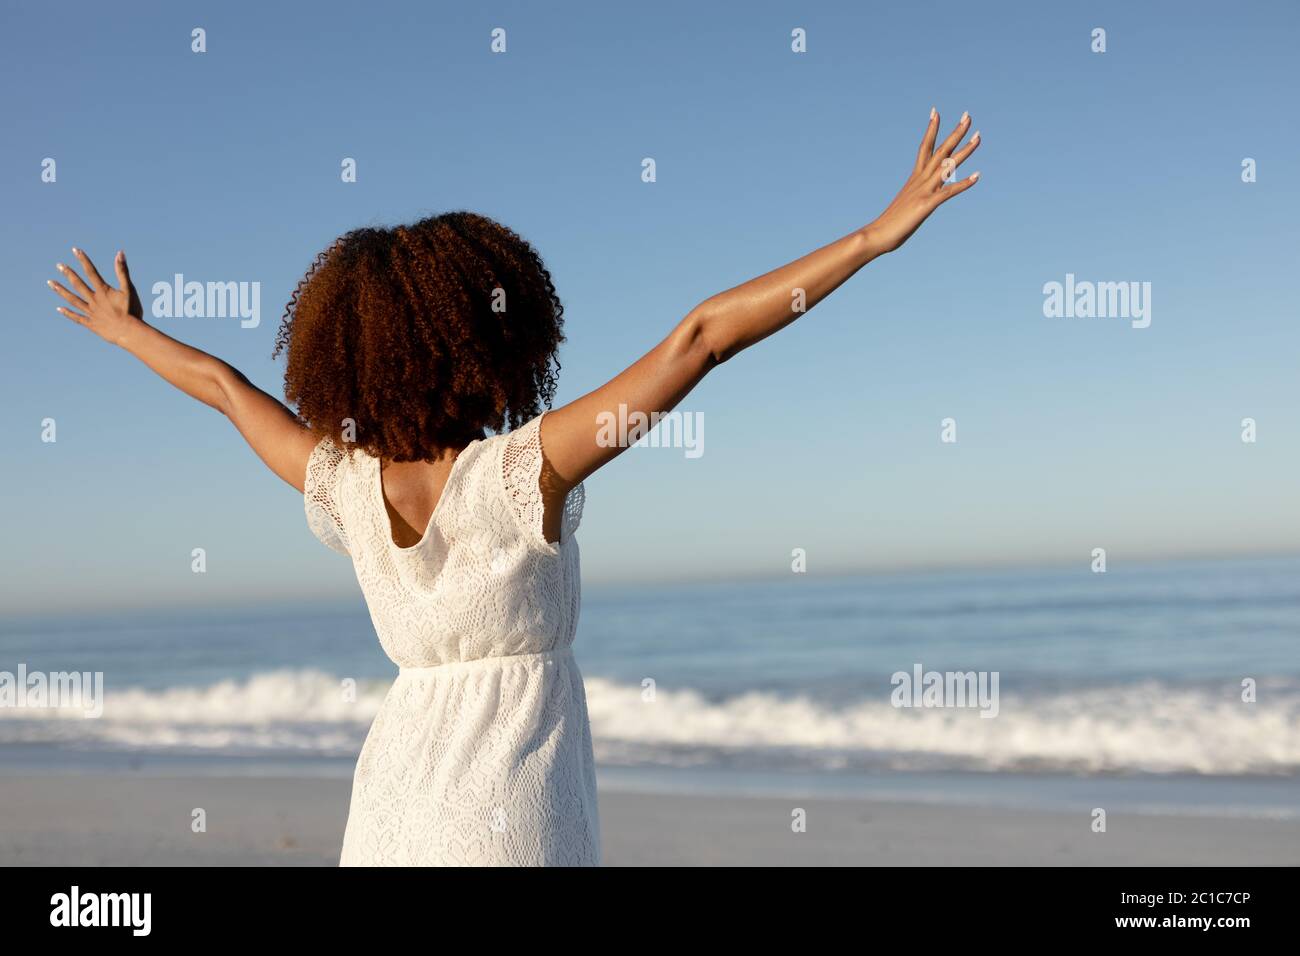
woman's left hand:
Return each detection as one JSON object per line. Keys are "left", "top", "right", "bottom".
{"left": 48, "top": 247, "right": 146, "bottom": 347}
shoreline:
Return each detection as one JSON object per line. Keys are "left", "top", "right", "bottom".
{"left": 1, "top": 773, "right": 1296, "bottom": 866}
{"left": 4, "top": 749, "right": 1298, "bottom": 820}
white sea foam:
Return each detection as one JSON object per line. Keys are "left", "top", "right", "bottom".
{"left": 0, "top": 669, "right": 1294, "bottom": 775}
{"left": 584, "top": 677, "right": 1300, "bottom": 775}
{"left": 0, "top": 670, "right": 382, "bottom": 755}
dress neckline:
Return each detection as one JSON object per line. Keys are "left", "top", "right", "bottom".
{"left": 372, "top": 438, "right": 482, "bottom": 553}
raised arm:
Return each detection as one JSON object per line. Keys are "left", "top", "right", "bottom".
{"left": 540, "top": 109, "right": 981, "bottom": 489}
{"left": 47, "top": 248, "right": 316, "bottom": 491}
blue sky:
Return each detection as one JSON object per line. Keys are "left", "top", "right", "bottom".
{"left": 3, "top": 0, "right": 1298, "bottom": 613}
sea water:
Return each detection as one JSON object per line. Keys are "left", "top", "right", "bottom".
{"left": 2, "top": 555, "right": 1297, "bottom": 815}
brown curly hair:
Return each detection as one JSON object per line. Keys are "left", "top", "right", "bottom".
{"left": 274, "top": 211, "right": 564, "bottom": 462}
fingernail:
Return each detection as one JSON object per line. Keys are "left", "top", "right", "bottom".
{"left": 971, "top": 131, "right": 981, "bottom": 144}
{"left": 116, "top": 250, "right": 124, "bottom": 261}
{"left": 930, "top": 106, "right": 936, "bottom": 120}
{"left": 961, "top": 111, "right": 970, "bottom": 124}
{"left": 971, "top": 171, "right": 981, "bottom": 181}
{"left": 56, "top": 263, "right": 65, "bottom": 271}
{"left": 47, "top": 280, "right": 55, "bottom": 287}
{"left": 71, "top": 246, "right": 79, "bottom": 254}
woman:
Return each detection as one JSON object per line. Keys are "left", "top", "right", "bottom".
{"left": 46, "top": 110, "right": 980, "bottom": 865}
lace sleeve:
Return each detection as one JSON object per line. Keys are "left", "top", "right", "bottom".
{"left": 501, "top": 412, "right": 584, "bottom": 551}
{"left": 304, "top": 438, "right": 351, "bottom": 556}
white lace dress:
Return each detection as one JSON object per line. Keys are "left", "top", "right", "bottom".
{"left": 303, "top": 412, "right": 600, "bottom": 866}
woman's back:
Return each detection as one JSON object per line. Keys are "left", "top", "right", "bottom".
{"left": 305, "top": 411, "right": 584, "bottom": 666}
{"left": 306, "top": 410, "right": 599, "bottom": 865}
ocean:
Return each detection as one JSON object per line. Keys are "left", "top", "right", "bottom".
{"left": 2, "top": 556, "right": 1297, "bottom": 817}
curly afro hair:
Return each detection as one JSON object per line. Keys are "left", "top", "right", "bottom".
{"left": 274, "top": 211, "right": 564, "bottom": 462}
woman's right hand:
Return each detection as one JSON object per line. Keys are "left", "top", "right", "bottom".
{"left": 48, "top": 247, "right": 146, "bottom": 347}
{"left": 862, "top": 109, "right": 981, "bottom": 257}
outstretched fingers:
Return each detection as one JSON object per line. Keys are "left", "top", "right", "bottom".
{"left": 47, "top": 275, "right": 90, "bottom": 322}
{"left": 55, "top": 261, "right": 94, "bottom": 300}
{"left": 48, "top": 272, "right": 89, "bottom": 308}
{"left": 932, "top": 112, "right": 972, "bottom": 165}
{"left": 47, "top": 246, "right": 139, "bottom": 330}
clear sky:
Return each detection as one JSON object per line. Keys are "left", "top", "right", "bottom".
{"left": 3, "top": 0, "right": 1298, "bottom": 614}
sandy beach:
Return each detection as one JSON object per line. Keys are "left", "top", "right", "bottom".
{"left": 1, "top": 774, "right": 1295, "bottom": 866}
